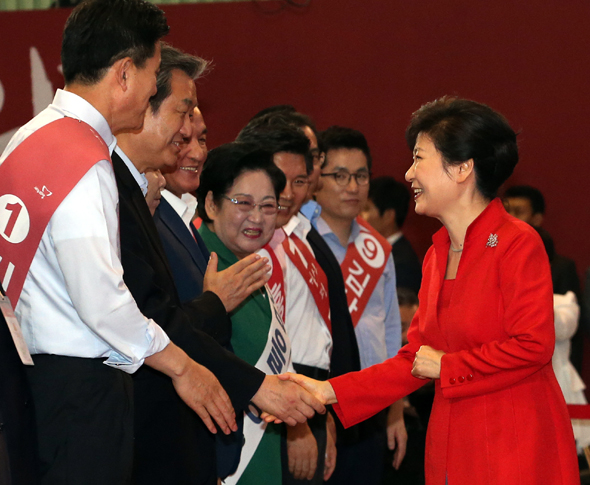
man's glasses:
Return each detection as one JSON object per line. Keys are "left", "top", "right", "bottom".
{"left": 321, "top": 170, "right": 370, "bottom": 186}
{"left": 221, "top": 195, "right": 280, "bottom": 215}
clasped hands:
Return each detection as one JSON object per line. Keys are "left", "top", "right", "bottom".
{"left": 411, "top": 345, "right": 445, "bottom": 379}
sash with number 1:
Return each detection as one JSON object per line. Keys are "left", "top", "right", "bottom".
{"left": 282, "top": 232, "right": 331, "bottom": 332}
{"left": 0, "top": 117, "right": 111, "bottom": 304}
{"left": 340, "top": 217, "right": 392, "bottom": 327}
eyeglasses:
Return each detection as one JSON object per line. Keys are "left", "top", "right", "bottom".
{"left": 321, "top": 170, "right": 370, "bottom": 186}
{"left": 221, "top": 195, "right": 280, "bottom": 215}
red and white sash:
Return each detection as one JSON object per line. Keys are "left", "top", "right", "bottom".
{"left": 262, "top": 241, "right": 286, "bottom": 323}
{"left": 282, "top": 232, "right": 331, "bottom": 332}
{"left": 340, "top": 217, "right": 392, "bottom": 327}
{"left": 0, "top": 117, "right": 111, "bottom": 304}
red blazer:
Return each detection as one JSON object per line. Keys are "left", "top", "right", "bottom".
{"left": 331, "top": 199, "right": 579, "bottom": 485}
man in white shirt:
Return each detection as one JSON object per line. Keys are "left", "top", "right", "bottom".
{"left": 0, "top": 1, "right": 236, "bottom": 483}
{"left": 114, "top": 44, "right": 325, "bottom": 484}
{"left": 237, "top": 122, "right": 335, "bottom": 484}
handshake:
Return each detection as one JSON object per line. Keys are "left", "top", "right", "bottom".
{"left": 254, "top": 373, "right": 338, "bottom": 426}
{"left": 175, "top": 360, "right": 338, "bottom": 435}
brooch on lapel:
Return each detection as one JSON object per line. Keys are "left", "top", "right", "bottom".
{"left": 486, "top": 233, "right": 498, "bottom": 248}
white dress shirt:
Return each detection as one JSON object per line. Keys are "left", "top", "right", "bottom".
{"left": 0, "top": 89, "right": 169, "bottom": 373}
{"left": 276, "top": 215, "right": 332, "bottom": 371}
{"left": 161, "top": 189, "right": 198, "bottom": 231}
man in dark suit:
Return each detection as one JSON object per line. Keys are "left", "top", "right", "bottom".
{"left": 361, "top": 176, "right": 422, "bottom": 294}
{"left": 115, "top": 44, "right": 324, "bottom": 485}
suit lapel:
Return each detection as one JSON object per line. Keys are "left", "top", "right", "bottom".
{"left": 158, "top": 197, "right": 209, "bottom": 275}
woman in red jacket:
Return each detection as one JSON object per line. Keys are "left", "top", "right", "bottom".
{"left": 280, "top": 97, "right": 580, "bottom": 484}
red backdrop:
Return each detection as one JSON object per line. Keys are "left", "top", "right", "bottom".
{"left": 1, "top": 0, "right": 589, "bottom": 276}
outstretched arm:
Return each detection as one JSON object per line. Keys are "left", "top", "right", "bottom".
{"left": 145, "top": 342, "right": 236, "bottom": 435}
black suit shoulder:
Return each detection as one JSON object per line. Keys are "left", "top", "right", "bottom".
{"left": 391, "top": 235, "right": 422, "bottom": 294}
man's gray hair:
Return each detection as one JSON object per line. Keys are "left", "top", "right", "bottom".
{"left": 149, "top": 42, "right": 210, "bottom": 114}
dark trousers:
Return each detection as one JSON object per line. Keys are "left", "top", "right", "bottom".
{"left": 282, "top": 364, "right": 329, "bottom": 485}
{"left": 26, "top": 355, "right": 133, "bottom": 485}
{"left": 326, "top": 410, "right": 387, "bottom": 485}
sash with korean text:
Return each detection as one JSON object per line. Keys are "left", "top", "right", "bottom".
{"left": 260, "top": 242, "right": 286, "bottom": 322}
{"left": 282, "top": 233, "right": 331, "bottom": 332}
{"left": 340, "top": 217, "right": 392, "bottom": 327}
{"left": 224, "top": 286, "right": 292, "bottom": 485}
{"left": 0, "top": 117, "right": 110, "bottom": 304}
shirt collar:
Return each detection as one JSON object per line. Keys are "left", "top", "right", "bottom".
{"left": 114, "top": 146, "right": 148, "bottom": 196}
{"left": 161, "top": 190, "right": 198, "bottom": 229}
{"left": 53, "top": 89, "right": 116, "bottom": 154}
{"left": 300, "top": 199, "right": 322, "bottom": 228}
{"left": 316, "top": 216, "right": 360, "bottom": 247}
{"left": 387, "top": 232, "right": 403, "bottom": 245}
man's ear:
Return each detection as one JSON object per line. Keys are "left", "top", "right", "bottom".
{"left": 383, "top": 208, "right": 397, "bottom": 230}
{"left": 531, "top": 212, "right": 544, "bottom": 228}
{"left": 113, "top": 57, "right": 133, "bottom": 91}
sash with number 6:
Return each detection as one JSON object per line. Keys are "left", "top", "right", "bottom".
{"left": 340, "top": 217, "right": 392, "bottom": 327}
{"left": 282, "top": 232, "right": 331, "bottom": 332}
{"left": 0, "top": 117, "right": 111, "bottom": 304}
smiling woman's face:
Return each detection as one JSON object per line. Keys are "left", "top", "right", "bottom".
{"left": 206, "top": 170, "right": 278, "bottom": 259}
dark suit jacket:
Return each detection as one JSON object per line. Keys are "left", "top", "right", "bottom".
{"left": 391, "top": 234, "right": 422, "bottom": 294}
{"left": 0, "top": 285, "right": 39, "bottom": 485}
{"left": 154, "top": 197, "right": 208, "bottom": 302}
{"left": 112, "top": 153, "right": 264, "bottom": 485}
{"left": 154, "top": 195, "right": 242, "bottom": 478}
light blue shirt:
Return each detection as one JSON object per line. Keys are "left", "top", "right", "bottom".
{"left": 300, "top": 199, "right": 322, "bottom": 228}
{"left": 314, "top": 216, "right": 401, "bottom": 369}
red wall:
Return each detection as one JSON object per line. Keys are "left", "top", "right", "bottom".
{"left": 1, "top": 0, "right": 589, "bottom": 278}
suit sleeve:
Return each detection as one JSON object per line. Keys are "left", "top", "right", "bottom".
{"left": 439, "top": 231, "right": 555, "bottom": 399}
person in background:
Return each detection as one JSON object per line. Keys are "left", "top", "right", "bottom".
{"left": 361, "top": 176, "right": 422, "bottom": 294}
{"left": 503, "top": 185, "right": 585, "bottom": 373}
{"left": 114, "top": 44, "right": 324, "bottom": 484}
{"left": 236, "top": 120, "right": 335, "bottom": 483}
{"left": 313, "top": 126, "right": 405, "bottom": 485}
{"left": 145, "top": 169, "right": 166, "bottom": 215}
{"left": 196, "top": 143, "right": 291, "bottom": 485}
{"left": 281, "top": 97, "right": 580, "bottom": 485}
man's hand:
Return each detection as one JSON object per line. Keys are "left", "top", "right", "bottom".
{"left": 251, "top": 375, "right": 326, "bottom": 427}
{"left": 145, "top": 343, "right": 237, "bottom": 435}
{"left": 276, "top": 372, "right": 337, "bottom": 406}
{"left": 286, "top": 422, "right": 318, "bottom": 480}
{"left": 324, "top": 412, "right": 337, "bottom": 480}
{"left": 412, "top": 345, "right": 445, "bottom": 379}
{"left": 387, "top": 400, "right": 407, "bottom": 470}
{"left": 203, "top": 252, "right": 271, "bottom": 312}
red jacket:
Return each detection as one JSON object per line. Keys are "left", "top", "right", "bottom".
{"left": 331, "top": 199, "right": 579, "bottom": 484}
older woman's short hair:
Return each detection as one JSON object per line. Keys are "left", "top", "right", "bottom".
{"left": 196, "top": 142, "right": 287, "bottom": 223}
{"left": 405, "top": 97, "right": 518, "bottom": 200}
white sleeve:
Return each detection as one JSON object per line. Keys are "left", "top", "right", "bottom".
{"left": 50, "top": 161, "right": 169, "bottom": 372}
{"left": 553, "top": 291, "right": 580, "bottom": 342}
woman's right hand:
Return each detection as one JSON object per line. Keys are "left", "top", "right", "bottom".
{"left": 278, "top": 373, "right": 337, "bottom": 405}
{"left": 261, "top": 373, "right": 337, "bottom": 424}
